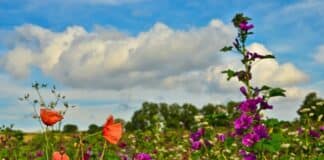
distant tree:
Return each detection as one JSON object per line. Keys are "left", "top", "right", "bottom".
{"left": 87, "top": 124, "right": 100, "bottom": 133}
{"left": 165, "top": 103, "right": 181, "bottom": 129}
{"left": 180, "top": 103, "right": 199, "bottom": 130}
{"left": 63, "top": 124, "right": 78, "bottom": 133}
{"left": 297, "top": 92, "right": 324, "bottom": 123}
{"left": 201, "top": 103, "right": 228, "bottom": 127}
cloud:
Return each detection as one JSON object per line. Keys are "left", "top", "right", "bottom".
{"left": 248, "top": 43, "right": 309, "bottom": 86}
{"left": 0, "top": 20, "right": 235, "bottom": 90}
{"left": 314, "top": 45, "right": 324, "bottom": 63}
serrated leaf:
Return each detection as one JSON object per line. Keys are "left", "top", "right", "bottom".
{"left": 220, "top": 46, "right": 233, "bottom": 52}
{"left": 221, "top": 69, "right": 237, "bottom": 81}
{"left": 260, "top": 85, "right": 271, "bottom": 91}
{"left": 269, "top": 88, "right": 286, "bottom": 97}
{"left": 262, "top": 55, "right": 275, "bottom": 59}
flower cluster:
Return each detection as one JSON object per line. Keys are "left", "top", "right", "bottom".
{"left": 189, "top": 128, "right": 205, "bottom": 150}
{"left": 134, "top": 153, "right": 152, "bottom": 160}
{"left": 221, "top": 13, "right": 286, "bottom": 160}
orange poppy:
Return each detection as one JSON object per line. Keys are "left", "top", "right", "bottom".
{"left": 40, "top": 108, "right": 63, "bottom": 126}
{"left": 102, "top": 115, "right": 122, "bottom": 144}
{"left": 52, "top": 151, "right": 70, "bottom": 160}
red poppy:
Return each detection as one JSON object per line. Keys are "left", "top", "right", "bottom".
{"left": 102, "top": 115, "right": 122, "bottom": 144}
{"left": 40, "top": 108, "right": 63, "bottom": 126}
{"left": 52, "top": 151, "right": 70, "bottom": 160}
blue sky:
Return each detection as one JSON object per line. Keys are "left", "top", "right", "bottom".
{"left": 0, "top": 0, "right": 323, "bottom": 131}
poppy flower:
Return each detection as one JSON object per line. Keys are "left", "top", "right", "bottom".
{"left": 102, "top": 115, "right": 122, "bottom": 144}
{"left": 40, "top": 108, "right": 63, "bottom": 126}
{"left": 52, "top": 151, "right": 70, "bottom": 160}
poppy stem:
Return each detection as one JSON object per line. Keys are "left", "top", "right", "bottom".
{"left": 100, "top": 141, "right": 107, "bottom": 160}
{"left": 44, "top": 126, "right": 50, "bottom": 160}
{"left": 32, "top": 103, "right": 45, "bottom": 131}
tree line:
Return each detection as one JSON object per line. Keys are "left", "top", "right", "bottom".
{"left": 60, "top": 92, "right": 323, "bottom": 133}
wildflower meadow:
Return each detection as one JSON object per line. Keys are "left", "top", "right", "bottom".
{"left": 0, "top": 13, "right": 323, "bottom": 160}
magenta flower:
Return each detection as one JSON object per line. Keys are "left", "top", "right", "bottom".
{"left": 239, "top": 21, "right": 254, "bottom": 31}
{"left": 309, "top": 130, "right": 320, "bottom": 138}
{"left": 320, "top": 126, "right": 324, "bottom": 132}
{"left": 35, "top": 150, "right": 44, "bottom": 157}
{"left": 242, "top": 133, "right": 260, "bottom": 147}
{"left": 240, "top": 150, "right": 256, "bottom": 160}
{"left": 253, "top": 124, "right": 269, "bottom": 139}
{"left": 134, "top": 153, "right": 152, "bottom": 160}
{"left": 217, "top": 133, "right": 226, "bottom": 142}
{"left": 260, "top": 101, "right": 273, "bottom": 110}
{"left": 238, "top": 97, "right": 262, "bottom": 113}
{"left": 83, "top": 147, "right": 92, "bottom": 160}
{"left": 118, "top": 142, "right": 127, "bottom": 149}
{"left": 234, "top": 113, "right": 253, "bottom": 131}
{"left": 191, "top": 141, "right": 202, "bottom": 150}
{"left": 240, "top": 86, "right": 248, "bottom": 97}
{"left": 190, "top": 128, "right": 204, "bottom": 142}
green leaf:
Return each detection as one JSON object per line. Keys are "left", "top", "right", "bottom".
{"left": 220, "top": 46, "right": 233, "bottom": 52}
{"left": 260, "top": 85, "right": 271, "bottom": 91}
{"left": 221, "top": 69, "right": 236, "bottom": 81}
{"left": 269, "top": 88, "right": 286, "bottom": 97}
{"left": 262, "top": 55, "right": 275, "bottom": 59}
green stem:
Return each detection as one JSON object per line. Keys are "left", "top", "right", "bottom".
{"left": 100, "top": 141, "right": 107, "bottom": 160}
{"left": 32, "top": 103, "right": 45, "bottom": 131}
{"left": 44, "top": 126, "right": 50, "bottom": 160}
{"left": 35, "top": 88, "right": 46, "bottom": 107}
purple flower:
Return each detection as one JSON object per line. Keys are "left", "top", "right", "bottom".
{"left": 238, "top": 97, "right": 262, "bottom": 113}
{"left": 190, "top": 128, "right": 204, "bottom": 142}
{"left": 83, "top": 147, "right": 92, "bottom": 160}
{"left": 240, "top": 150, "right": 256, "bottom": 160}
{"left": 134, "top": 153, "right": 152, "bottom": 160}
{"left": 320, "top": 126, "right": 324, "bottom": 132}
{"left": 240, "top": 86, "right": 248, "bottom": 97}
{"left": 309, "top": 130, "right": 320, "bottom": 138}
{"left": 191, "top": 141, "right": 202, "bottom": 150}
{"left": 118, "top": 142, "right": 127, "bottom": 149}
{"left": 253, "top": 124, "right": 269, "bottom": 139}
{"left": 197, "top": 128, "right": 205, "bottom": 136}
{"left": 35, "top": 150, "right": 44, "bottom": 157}
{"left": 217, "top": 133, "right": 226, "bottom": 142}
{"left": 242, "top": 133, "right": 260, "bottom": 147}
{"left": 239, "top": 21, "right": 254, "bottom": 31}
{"left": 260, "top": 101, "right": 273, "bottom": 110}
{"left": 234, "top": 113, "right": 253, "bottom": 131}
